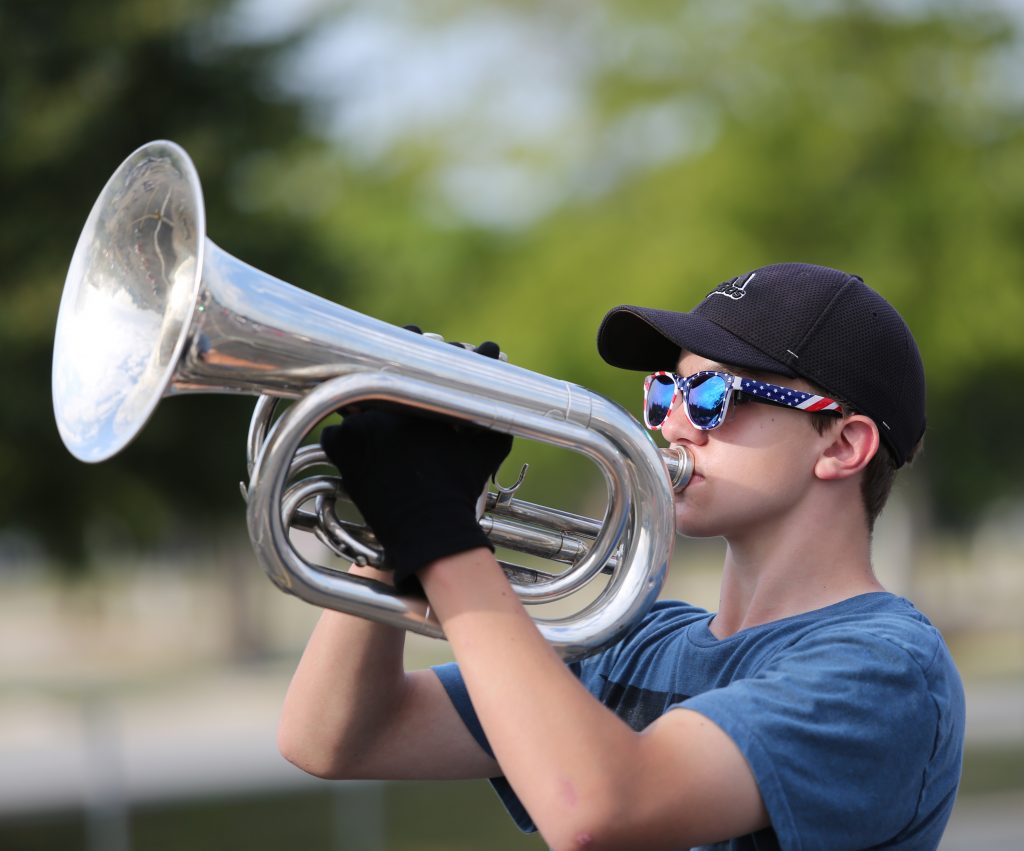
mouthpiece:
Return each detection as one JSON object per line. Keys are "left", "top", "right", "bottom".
{"left": 661, "top": 446, "right": 693, "bottom": 492}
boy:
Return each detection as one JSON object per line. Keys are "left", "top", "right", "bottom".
{"left": 278, "top": 262, "right": 964, "bottom": 850}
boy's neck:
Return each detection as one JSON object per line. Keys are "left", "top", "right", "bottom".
{"left": 709, "top": 500, "right": 884, "bottom": 639}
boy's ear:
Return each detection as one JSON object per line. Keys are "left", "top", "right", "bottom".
{"left": 814, "top": 415, "right": 879, "bottom": 481}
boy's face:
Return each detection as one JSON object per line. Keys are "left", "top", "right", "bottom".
{"left": 661, "top": 351, "right": 837, "bottom": 541}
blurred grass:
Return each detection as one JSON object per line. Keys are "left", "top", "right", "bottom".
{"left": 959, "top": 745, "right": 1024, "bottom": 798}
{"left": 0, "top": 745, "right": 1019, "bottom": 851}
{"left": 0, "top": 781, "right": 545, "bottom": 851}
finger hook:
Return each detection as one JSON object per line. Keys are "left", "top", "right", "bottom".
{"left": 493, "top": 463, "right": 529, "bottom": 509}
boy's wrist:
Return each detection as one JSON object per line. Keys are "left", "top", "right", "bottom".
{"left": 347, "top": 563, "right": 395, "bottom": 585}
{"left": 420, "top": 547, "right": 503, "bottom": 595}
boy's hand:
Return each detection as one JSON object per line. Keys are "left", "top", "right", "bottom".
{"left": 320, "top": 340, "right": 511, "bottom": 590}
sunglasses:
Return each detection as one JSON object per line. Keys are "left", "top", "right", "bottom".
{"left": 642, "top": 370, "right": 844, "bottom": 431}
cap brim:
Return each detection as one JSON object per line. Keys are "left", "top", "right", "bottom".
{"left": 597, "top": 305, "right": 797, "bottom": 376}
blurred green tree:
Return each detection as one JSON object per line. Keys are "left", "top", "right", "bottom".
{"left": 324, "top": 0, "right": 1024, "bottom": 530}
{"left": 3, "top": 0, "right": 1023, "bottom": 571}
{"left": 0, "top": 0, "right": 358, "bottom": 566}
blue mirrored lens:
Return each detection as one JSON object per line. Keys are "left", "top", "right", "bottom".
{"left": 646, "top": 374, "right": 676, "bottom": 427}
{"left": 686, "top": 374, "right": 728, "bottom": 428}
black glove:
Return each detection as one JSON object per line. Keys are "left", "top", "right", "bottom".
{"left": 320, "top": 341, "right": 511, "bottom": 589}
{"left": 402, "top": 324, "right": 501, "bottom": 361}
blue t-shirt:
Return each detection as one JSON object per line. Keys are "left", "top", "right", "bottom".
{"left": 433, "top": 592, "right": 964, "bottom": 850}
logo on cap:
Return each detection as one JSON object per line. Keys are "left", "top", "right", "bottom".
{"left": 708, "top": 272, "right": 755, "bottom": 301}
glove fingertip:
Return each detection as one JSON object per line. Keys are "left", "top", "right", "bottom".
{"left": 320, "top": 424, "right": 341, "bottom": 450}
{"left": 475, "top": 341, "right": 501, "bottom": 359}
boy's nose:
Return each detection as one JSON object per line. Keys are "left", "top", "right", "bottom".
{"left": 659, "top": 403, "right": 709, "bottom": 447}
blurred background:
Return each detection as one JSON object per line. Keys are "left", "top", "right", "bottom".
{"left": 2, "top": 0, "right": 1023, "bottom": 847}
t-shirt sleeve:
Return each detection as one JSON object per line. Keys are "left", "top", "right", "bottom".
{"left": 432, "top": 661, "right": 537, "bottom": 833}
{"left": 682, "top": 628, "right": 941, "bottom": 850}
{"left": 431, "top": 603, "right": 706, "bottom": 835}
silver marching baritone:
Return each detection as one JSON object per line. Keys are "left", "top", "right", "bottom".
{"left": 52, "top": 140, "right": 692, "bottom": 660}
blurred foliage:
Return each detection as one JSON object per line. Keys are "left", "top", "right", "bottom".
{"left": 0, "top": 0, "right": 346, "bottom": 566}
{"left": 2, "top": 0, "right": 1023, "bottom": 570}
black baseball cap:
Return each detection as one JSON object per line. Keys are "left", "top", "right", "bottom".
{"left": 597, "top": 262, "right": 925, "bottom": 467}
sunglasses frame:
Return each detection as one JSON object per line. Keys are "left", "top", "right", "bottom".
{"left": 643, "top": 370, "right": 844, "bottom": 431}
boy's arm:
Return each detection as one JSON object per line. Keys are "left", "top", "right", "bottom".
{"left": 421, "top": 548, "right": 769, "bottom": 851}
{"left": 277, "top": 565, "right": 500, "bottom": 781}
{"left": 310, "top": 401, "right": 766, "bottom": 846}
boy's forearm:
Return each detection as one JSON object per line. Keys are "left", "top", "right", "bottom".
{"left": 421, "top": 550, "right": 641, "bottom": 846}
{"left": 277, "top": 566, "right": 408, "bottom": 778}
